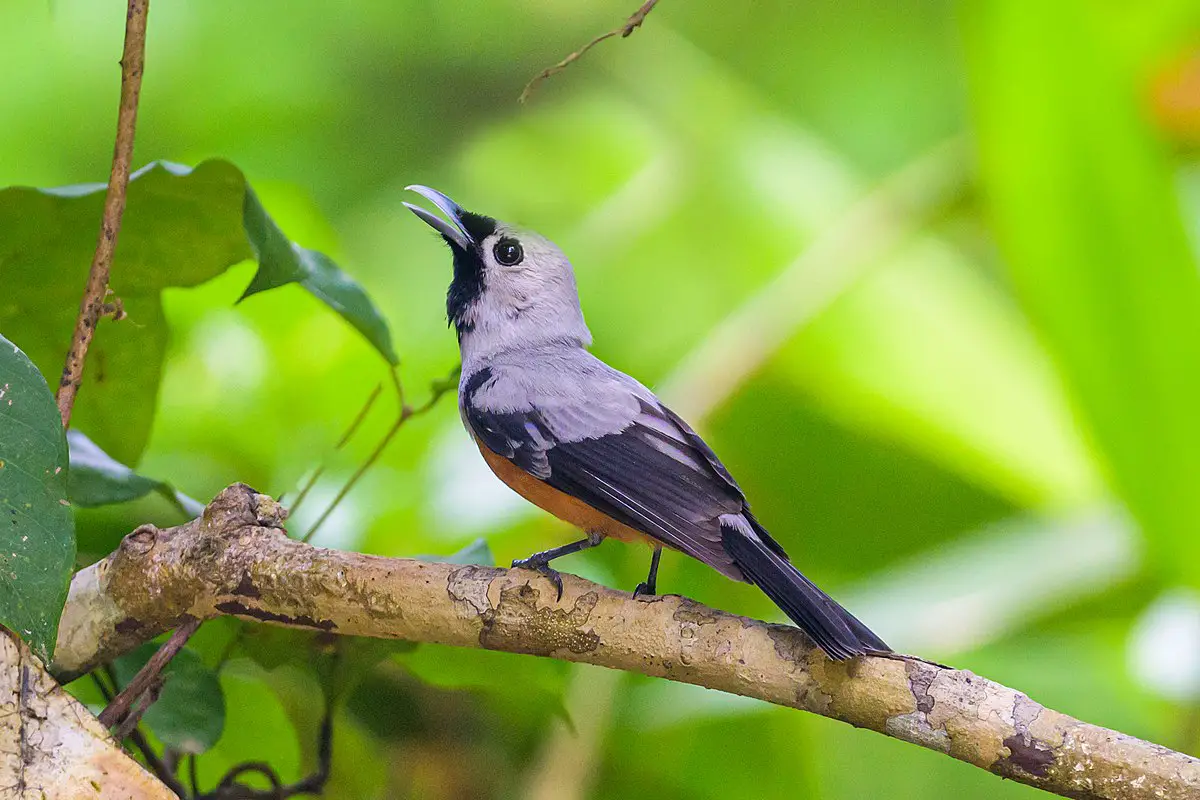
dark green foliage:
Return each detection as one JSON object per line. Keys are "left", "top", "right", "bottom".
{"left": 68, "top": 430, "right": 203, "bottom": 518}
{"left": 0, "top": 160, "right": 397, "bottom": 466}
{"left": 0, "top": 334, "right": 74, "bottom": 662}
{"left": 113, "top": 642, "right": 226, "bottom": 754}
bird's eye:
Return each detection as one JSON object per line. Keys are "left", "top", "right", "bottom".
{"left": 493, "top": 237, "right": 523, "bottom": 266}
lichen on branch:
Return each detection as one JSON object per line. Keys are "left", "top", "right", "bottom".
{"left": 49, "top": 484, "right": 1200, "bottom": 800}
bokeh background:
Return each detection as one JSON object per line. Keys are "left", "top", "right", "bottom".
{"left": 4, "top": 0, "right": 1200, "bottom": 797}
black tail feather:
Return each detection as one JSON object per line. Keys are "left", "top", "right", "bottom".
{"left": 722, "top": 524, "right": 890, "bottom": 660}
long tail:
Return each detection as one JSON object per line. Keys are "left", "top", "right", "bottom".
{"left": 721, "top": 519, "right": 890, "bottom": 660}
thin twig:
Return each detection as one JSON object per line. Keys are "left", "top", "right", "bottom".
{"left": 129, "top": 726, "right": 190, "bottom": 798}
{"left": 218, "top": 762, "right": 283, "bottom": 792}
{"left": 518, "top": 0, "right": 660, "bottom": 104}
{"left": 162, "top": 748, "right": 182, "bottom": 784}
{"left": 287, "top": 381, "right": 383, "bottom": 514}
{"left": 300, "top": 368, "right": 455, "bottom": 544}
{"left": 201, "top": 697, "right": 333, "bottom": 799}
{"left": 111, "top": 676, "right": 164, "bottom": 741}
{"left": 99, "top": 665, "right": 190, "bottom": 798}
{"left": 98, "top": 616, "right": 200, "bottom": 729}
{"left": 55, "top": 0, "right": 150, "bottom": 427}
{"left": 90, "top": 670, "right": 115, "bottom": 703}
{"left": 189, "top": 754, "right": 202, "bottom": 797}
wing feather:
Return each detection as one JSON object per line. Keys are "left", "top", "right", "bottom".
{"left": 463, "top": 367, "right": 747, "bottom": 578}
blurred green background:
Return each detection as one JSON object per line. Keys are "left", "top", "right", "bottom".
{"left": 4, "top": 0, "right": 1200, "bottom": 797}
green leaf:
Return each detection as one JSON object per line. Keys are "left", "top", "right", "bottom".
{"left": 240, "top": 188, "right": 398, "bottom": 365}
{"left": 964, "top": 2, "right": 1200, "bottom": 583}
{"left": 416, "top": 537, "right": 494, "bottom": 566}
{"left": 0, "top": 334, "right": 74, "bottom": 662}
{"left": 238, "top": 625, "right": 416, "bottom": 702}
{"left": 67, "top": 430, "right": 203, "bottom": 518}
{"left": 194, "top": 662, "right": 302, "bottom": 789}
{"left": 112, "top": 642, "right": 225, "bottom": 754}
{"left": 0, "top": 160, "right": 398, "bottom": 465}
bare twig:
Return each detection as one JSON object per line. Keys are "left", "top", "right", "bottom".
{"left": 287, "top": 381, "right": 384, "bottom": 514}
{"left": 98, "top": 616, "right": 201, "bottom": 729}
{"left": 126, "top": 726, "right": 189, "bottom": 799}
{"left": 519, "top": 0, "right": 660, "bottom": 104}
{"left": 98, "top": 665, "right": 190, "bottom": 798}
{"left": 3, "top": 654, "right": 174, "bottom": 798}
{"left": 200, "top": 698, "right": 332, "bottom": 799}
{"left": 189, "top": 754, "right": 201, "bottom": 797}
{"left": 301, "top": 368, "right": 456, "bottom": 543}
{"left": 48, "top": 485, "right": 1200, "bottom": 800}
{"left": 56, "top": 0, "right": 150, "bottom": 427}
{"left": 111, "top": 677, "right": 164, "bottom": 741}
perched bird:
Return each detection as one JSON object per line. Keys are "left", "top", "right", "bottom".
{"left": 404, "top": 186, "right": 890, "bottom": 660}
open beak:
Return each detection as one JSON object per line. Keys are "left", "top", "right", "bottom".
{"left": 403, "top": 185, "right": 474, "bottom": 251}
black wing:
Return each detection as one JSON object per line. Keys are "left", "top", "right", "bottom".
{"left": 464, "top": 367, "right": 893, "bottom": 659}
{"left": 464, "top": 370, "right": 749, "bottom": 579}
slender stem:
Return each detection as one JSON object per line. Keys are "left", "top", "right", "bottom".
{"left": 98, "top": 616, "right": 200, "bottom": 729}
{"left": 519, "top": 0, "right": 660, "bottom": 103}
{"left": 288, "top": 382, "right": 383, "bottom": 513}
{"left": 200, "top": 699, "right": 333, "bottom": 799}
{"left": 300, "top": 369, "right": 453, "bottom": 544}
{"left": 100, "top": 665, "right": 189, "bottom": 798}
{"left": 111, "top": 679, "right": 163, "bottom": 741}
{"left": 90, "top": 671, "right": 115, "bottom": 702}
{"left": 189, "top": 754, "right": 202, "bottom": 797}
{"left": 55, "top": 0, "right": 150, "bottom": 427}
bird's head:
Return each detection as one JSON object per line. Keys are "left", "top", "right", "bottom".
{"left": 404, "top": 185, "right": 591, "bottom": 361}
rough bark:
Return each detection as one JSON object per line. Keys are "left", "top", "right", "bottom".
{"left": 47, "top": 484, "right": 1200, "bottom": 800}
{"left": 0, "top": 630, "right": 173, "bottom": 799}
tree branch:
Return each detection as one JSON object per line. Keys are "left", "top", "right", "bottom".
{"left": 56, "top": 0, "right": 149, "bottom": 427}
{"left": 0, "top": 631, "right": 175, "bottom": 798}
{"left": 50, "top": 484, "right": 1200, "bottom": 800}
{"left": 97, "top": 615, "right": 200, "bottom": 729}
{"left": 519, "top": 0, "right": 660, "bottom": 104}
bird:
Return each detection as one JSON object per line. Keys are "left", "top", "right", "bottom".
{"left": 404, "top": 185, "right": 891, "bottom": 660}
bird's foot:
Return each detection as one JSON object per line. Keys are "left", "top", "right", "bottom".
{"left": 632, "top": 580, "right": 656, "bottom": 600}
{"left": 510, "top": 557, "right": 564, "bottom": 601}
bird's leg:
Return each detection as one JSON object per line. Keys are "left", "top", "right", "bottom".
{"left": 511, "top": 531, "right": 605, "bottom": 600}
{"left": 633, "top": 545, "right": 662, "bottom": 599}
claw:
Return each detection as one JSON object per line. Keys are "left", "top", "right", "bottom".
{"left": 511, "top": 557, "right": 565, "bottom": 601}
{"left": 632, "top": 581, "right": 656, "bottom": 600}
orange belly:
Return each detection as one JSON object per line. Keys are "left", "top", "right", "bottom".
{"left": 477, "top": 441, "right": 657, "bottom": 547}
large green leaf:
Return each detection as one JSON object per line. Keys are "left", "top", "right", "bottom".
{"left": 112, "top": 642, "right": 225, "bottom": 754}
{"left": 0, "top": 334, "right": 74, "bottom": 662}
{"left": 67, "top": 430, "right": 203, "bottom": 518}
{"left": 0, "top": 160, "right": 398, "bottom": 465}
{"left": 240, "top": 187, "right": 398, "bottom": 365}
{"left": 194, "top": 663, "right": 302, "bottom": 789}
{"left": 963, "top": 2, "right": 1200, "bottom": 583}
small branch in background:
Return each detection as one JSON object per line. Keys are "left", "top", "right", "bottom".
{"left": 99, "top": 664, "right": 190, "bottom": 798}
{"left": 518, "top": 0, "right": 660, "bottom": 103}
{"left": 200, "top": 699, "right": 333, "bottom": 799}
{"left": 98, "top": 615, "right": 201, "bottom": 729}
{"left": 126, "top": 726, "right": 189, "bottom": 799}
{"left": 213, "top": 763, "right": 283, "bottom": 797}
{"left": 189, "top": 754, "right": 202, "bottom": 797}
{"left": 111, "top": 677, "right": 164, "bottom": 741}
{"left": 55, "top": 0, "right": 150, "bottom": 427}
{"left": 301, "top": 367, "right": 457, "bottom": 543}
{"left": 287, "top": 381, "right": 383, "bottom": 514}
